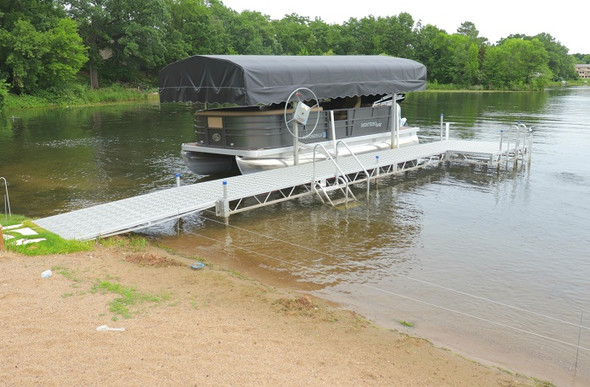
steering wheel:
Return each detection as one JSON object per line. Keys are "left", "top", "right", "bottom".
{"left": 283, "top": 87, "right": 321, "bottom": 139}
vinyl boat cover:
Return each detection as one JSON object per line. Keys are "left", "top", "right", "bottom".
{"left": 158, "top": 55, "right": 426, "bottom": 107}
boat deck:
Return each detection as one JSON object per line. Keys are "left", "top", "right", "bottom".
{"left": 35, "top": 139, "right": 529, "bottom": 241}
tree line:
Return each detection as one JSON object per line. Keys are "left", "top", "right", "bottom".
{"left": 0, "top": 0, "right": 586, "bottom": 104}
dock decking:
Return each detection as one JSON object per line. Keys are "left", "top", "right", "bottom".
{"left": 35, "top": 139, "right": 529, "bottom": 241}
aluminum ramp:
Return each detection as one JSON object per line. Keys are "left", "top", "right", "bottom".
{"left": 35, "top": 139, "right": 526, "bottom": 241}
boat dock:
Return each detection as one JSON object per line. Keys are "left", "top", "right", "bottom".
{"left": 35, "top": 135, "right": 531, "bottom": 241}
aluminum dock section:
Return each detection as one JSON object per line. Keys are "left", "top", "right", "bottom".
{"left": 35, "top": 138, "right": 530, "bottom": 241}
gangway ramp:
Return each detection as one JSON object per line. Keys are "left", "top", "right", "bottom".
{"left": 35, "top": 139, "right": 528, "bottom": 241}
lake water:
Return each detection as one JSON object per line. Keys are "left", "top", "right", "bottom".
{"left": 1, "top": 88, "right": 589, "bottom": 385}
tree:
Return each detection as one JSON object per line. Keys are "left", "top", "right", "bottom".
{"left": 379, "top": 13, "right": 417, "bottom": 58}
{"left": 229, "top": 11, "right": 279, "bottom": 55}
{"left": 482, "top": 38, "right": 551, "bottom": 89}
{"left": 533, "top": 33, "right": 576, "bottom": 80}
{"left": 273, "top": 14, "right": 317, "bottom": 55}
{"left": 414, "top": 24, "right": 447, "bottom": 82}
{"left": 3, "top": 18, "right": 87, "bottom": 94}
{"left": 0, "top": 0, "right": 87, "bottom": 93}
{"left": 64, "top": 0, "right": 171, "bottom": 87}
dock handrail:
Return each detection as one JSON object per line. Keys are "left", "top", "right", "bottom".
{"left": 1, "top": 177, "right": 11, "bottom": 220}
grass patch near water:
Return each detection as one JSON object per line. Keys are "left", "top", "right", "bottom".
{"left": 1, "top": 215, "right": 92, "bottom": 256}
{"left": 92, "top": 280, "right": 171, "bottom": 320}
{"left": 4, "top": 84, "right": 154, "bottom": 109}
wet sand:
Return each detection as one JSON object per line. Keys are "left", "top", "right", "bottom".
{"left": 0, "top": 243, "right": 536, "bottom": 385}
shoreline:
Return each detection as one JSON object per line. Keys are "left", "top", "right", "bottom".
{"left": 0, "top": 242, "right": 539, "bottom": 385}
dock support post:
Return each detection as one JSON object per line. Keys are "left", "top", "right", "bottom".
{"left": 440, "top": 113, "right": 444, "bottom": 141}
{"left": 176, "top": 173, "right": 181, "bottom": 187}
{"left": 445, "top": 122, "right": 450, "bottom": 140}
{"left": 215, "top": 180, "right": 230, "bottom": 225}
{"left": 375, "top": 155, "right": 380, "bottom": 189}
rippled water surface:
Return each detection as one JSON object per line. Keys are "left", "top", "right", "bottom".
{"left": 2, "top": 89, "right": 589, "bottom": 385}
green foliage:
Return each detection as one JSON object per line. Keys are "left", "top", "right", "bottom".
{"left": 0, "top": 1, "right": 585, "bottom": 94}
{"left": 1, "top": 16, "right": 88, "bottom": 94}
{"left": 482, "top": 38, "right": 551, "bottom": 89}
{"left": 0, "top": 77, "right": 8, "bottom": 108}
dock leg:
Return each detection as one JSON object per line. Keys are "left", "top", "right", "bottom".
{"left": 215, "top": 181, "right": 230, "bottom": 225}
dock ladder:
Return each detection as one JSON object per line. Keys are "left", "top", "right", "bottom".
{"left": 311, "top": 141, "right": 371, "bottom": 207}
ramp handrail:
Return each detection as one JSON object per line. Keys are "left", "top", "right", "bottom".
{"left": 1, "top": 177, "right": 11, "bottom": 220}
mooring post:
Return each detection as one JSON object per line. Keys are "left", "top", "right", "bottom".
{"left": 176, "top": 173, "right": 181, "bottom": 187}
{"left": 445, "top": 122, "right": 450, "bottom": 141}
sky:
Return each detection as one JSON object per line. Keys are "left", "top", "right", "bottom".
{"left": 220, "top": 0, "right": 589, "bottom": 54}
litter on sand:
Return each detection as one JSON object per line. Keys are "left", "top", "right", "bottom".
{"left": 190, "top": 262, "right": 205, "bottom": 270}
{"left": 96, "top": 325, "right": 125, "bottom": 332}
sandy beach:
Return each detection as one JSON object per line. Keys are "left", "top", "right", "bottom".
{"left": 0, "top": 242, "right": 537, "bottom": 385}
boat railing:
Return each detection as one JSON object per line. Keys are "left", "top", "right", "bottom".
{"left": 1, "top": 177, "right": 11, "bottom": 221}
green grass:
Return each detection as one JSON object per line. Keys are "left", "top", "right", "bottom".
{"left": 92, "top": 280, "right": 171, "bottom": 320}
{"left": 399, "top": 320, "right": 415, "bottom": 327}
{"left": 98, "top": 235, "right": 148, "bottom": 251}
{"left": 52, "top": 265, "right": 83, "bottom": 283}
{"left": 1, "top": 215, "right": 92, "bottom": 256}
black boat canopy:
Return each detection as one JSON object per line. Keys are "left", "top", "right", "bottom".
{"left": 158, "top": 55, "right": 426, "bottom": 106}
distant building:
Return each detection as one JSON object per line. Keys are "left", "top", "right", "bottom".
{"left": 575, "top": 64, "right": 590, "bottom": 79}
